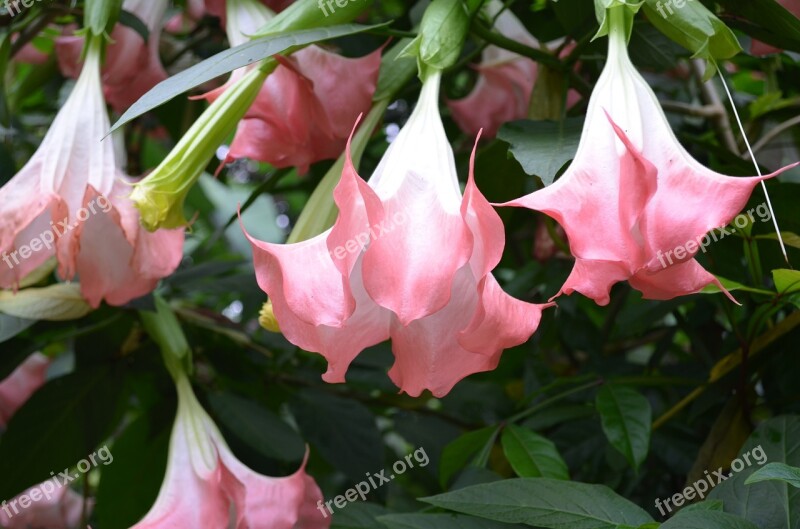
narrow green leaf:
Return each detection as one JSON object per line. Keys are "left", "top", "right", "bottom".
{"left": 641, "top": 0, "right": 742, "bottom": 65}
{"left": 423, "top": 478, "right": 655, "bottom": 529}
{"left": 745, "top": 462, "right": 800, "bottom": 489}
{"left": 501, "top": 425, "right": 569, "bottom": 479}
{"left": 380, "top": 513, "right": 526, "bottom": 529}
{"left": 595, "top": 385, "right": 652, "bottom": 471}
{"left": 111, "top": 23, "right": 388, "bottom": 132}
{"left": 439, "top": 426, "right": 499, "bottom": 488}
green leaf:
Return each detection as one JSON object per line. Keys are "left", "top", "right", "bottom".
{"left": 94, "top": 407, "right": 173, "bottom": 529}
{"left": 595, "top": 385, "right": 652, "bottom": 471}
{"left": 745, "top": 462, "right": 800, "bottom": 489}
{"left": 682, "top": 499, "right": 725, "bottom": 512}
{"left": 710, "top": 416, "right": 800, "bottom": 529}
{"left": 206, "top": 391, "right": 305, "bottom": 463}
{"left": 422, "top": 478, "right": 655, "bottom": 528}
{"left": 111, "top": 23, "right": 387, "bottom": 133}
{"left": 772, "top": 269, "right": 800, "bottom": 294}
{"left": 498, "top": 118, "right": 584, "bottom": 186}
{"left": 660, "top": 510, "right": 760, "bottom": 529}
{"left": 501, "top": 425, "right": 569, "bottom": 479}
{"left": 701, "top": 275, "right": 774, "bottom": 296}
{"left": 380, "top": 513, "right": 526, "bottom": 529}
{"left": 715, "top": 0, "right": 800, "bottom": 54}
{"left": 755, "top": 232, "right": 800, "bottom": 250}
{"left": 331, "top": 502, "right": 389, "bottom": 528}
{"left": 0, "top": 366, "right": 127, "bottom": 499}
{"left": 641, "top": 0, "right": 742, "bottom": 66}
{"left": 439, "top": 426, "right": 499, "bottom": 488}
{"left": 118, "top": 9, "right": 150, "bottom": 44}
{"left": 290, "top": 389, "right": 382, "bottom": 482}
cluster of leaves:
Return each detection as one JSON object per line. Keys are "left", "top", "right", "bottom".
{"left": 1, "top": 0, "right": 800, "bottom": 528}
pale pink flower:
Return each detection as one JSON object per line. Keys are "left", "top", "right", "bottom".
{"left": 0, "top": 353, "right": 48, "bottom": 428}
{"left": 0, "top": 484, "right": 84, "bottom": 529}
{"left": 198, "top": 0, "right": 380, "bottom": 174}
{"left": 245, "top": 72, "right": 549, "bottom": 397}
{"left": 132, "top": 375, "right": 328, "bottom": 529}
{"left": 503, "top": 10, "right": 797, "bottom": 305}
{"left": 56, "top": 0, "right": 169, "bottom": 113}
{"left": 0, "top": 39, "right": 184, "bottom": 308}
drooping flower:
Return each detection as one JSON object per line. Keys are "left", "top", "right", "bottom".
{"left": 0, "top": 353, "right": 48, "bottom": 428}
{"left": 0, "top": 37, "right": 184, "bottom": 307}
{"left": 750, "top": 0, "right": 800, "bottom": 55}
{"left": 502, "top": 6, "right": 797, "bottom": 306}
{"left": 0, "top": 353, "right": 86, "bottom": 529}
{"left": 131, "top": 372, "right": 328, "bottom": 529}
{"left": 198, "top": 0, "right": 381, "bottom": 174}
{"left": 446, "top": 1, "right": 580, "bottom": 138}
{"left": 245, "top": 71, "right": 549, "bottom": 398}
{"left": 56, "top": 0, "right": 169, "bottom": 113}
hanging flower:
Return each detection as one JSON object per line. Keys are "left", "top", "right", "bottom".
{"left": 131, "top": 373, "right": 327, "bottom": 529}
{"left": 56, "top": 0, "right": 170, "bottom": 113}
{"left": 446, "top": 1, "right": 581, "bottom": 138}
{"left": 197, "top": 0, "right": 381, "bottom": 174}
{"left": 245, "top": 71, "right": 549, "bottom": 398}
{"left": 0, "top": 37, "right": 184, "bottom": 307}
{"left": 502, "top": 6, "right": 796, "bottom": 306}
{"left": 0, "top": 353, "right": 86, "bottom": 529}
{"left": 0, "top": 353, "right": 49, "bottom": 428}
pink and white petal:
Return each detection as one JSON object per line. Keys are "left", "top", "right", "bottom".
{"left": 630, "top": 258, "right": 733, "bottom": 302}
{"left": 559, "top": 258, "right": 632, "bottom": 306}
{"left": 387, "top": 267, "right": 498, "bottom": 398}
{"left": 292, "top": 46, "right": 382, "bottom": 140}
{"left": 458, "top": 274, "right": 548, "bottom": 355}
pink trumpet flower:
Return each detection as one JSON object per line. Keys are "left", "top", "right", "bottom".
{"left": 56, "top": 0, "right": 169, "bottom": 113}
{"left": 197, "top": 0, "right": 381, "bottom": 174}
{"left": 245, "top": 71, "right": 549, "bottom": 398}
{"left": 503, "top": 8, "right": 797, "bottom": 306}
{"left": 131, "top": 374, "right": 328, "bottom": 529}
{"left": 0, "top": 38, "right": 184, "bottom": 308}
{"left": 447, "top": 1, "right": 581, "bottom": 138}
{"left": 0, "top": 354, "right": 86, "bottom": 529}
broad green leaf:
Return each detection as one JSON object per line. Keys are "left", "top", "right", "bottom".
{"left": 498, "top": 118, "right": 584, "bottom": 185}
{"left": 715, "top": 0, "right": 800, "bottom": 54}
{"left": 745, "top": 462, "right": 800, "bottom": 489}
{"left": 207, "top": 391, "right": 305, "bottom": 463}
{"left": 660, "top": 510, "right": 759, "bottom": 529}
{"left": 331, "top": 502, "right": 389, "bottom": 529}
{"left": 772, "top": 269, "right": 800, "bottom": 294}
{"left": 682, "top": 499, "right": 725, "bottom": 512}
{"left": 710, "top": 416, "right": 800, "bottom": 529}
{"left": 94, "top": 407, "right": 173, "bottom": 529}
{"left": 111, "top": 23, "right": 387, "bottom": 132}
{"left": 290, "top": 389, "right": 382, "bottom": 482}
{"left": 641, "top": 0, "right": 741, "bottom": 66}
{"left": 0, "top": 366, "right": 127, "bottom": 499}
{"left": 501, "top": 425, "right": 569, "bottom": 479}
{"left": 595, "top": 385, "right": 652, "bottom": 471}
{"left": 380, "top": 513, "right": 527, "bottom": 529}
{"left": 439, "top": 426, "right": 499, "bottom": 488}
{"left": 0, "top": 283, "right": 92, "bottom": 321}
{"left": 701, "top": 276, "right": 773, "bottom": 296}
{"left": 422, "top": 478, "right": 655, "bottom": 528}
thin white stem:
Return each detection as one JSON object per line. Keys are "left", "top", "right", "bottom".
{"left": 715, "top": 63, "right": 789, "bottom": 265}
